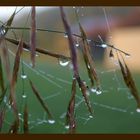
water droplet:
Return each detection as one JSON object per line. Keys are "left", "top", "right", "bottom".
{"left": 18, "top": 113, "right": 22, "bottom": 116}
{"left": 65, "top": 125, "right": 70, "bottom": 129}
{"left": 136, "top": 108, "right": 140, "bottom": 113}
{"left": 48, "top": 119, "right": 55, "bottom": 124}
{"left": 89, "top": 115, "right": 93, "bottom": 118}
{"left": 96, "top": 88, "right": 102, "bottom": 95}
{"left": 100, "top": 44, "right": 108, "bottom": 48}
{"left": 75, "top": 43, "right": 79, "bottom": 47}
{"left": 22, "top": 94, "right": 27, "bottom": 98}
{"left": 21, "top": 74, "right": 27, "bottom": 79}
{"left": 90, "top": 87, "right": 96, "bottom": 93}
{"left": 87, "top": 64, "right": 90, "bottom": 69}
{"left": 36, "top": 54, "right": 39, "bottom": 57}
{"left": 64, "top": 33, "right": 68, "bottom": 38}
{"left": 59, "top": 58, "right": 69, "bottom": 67}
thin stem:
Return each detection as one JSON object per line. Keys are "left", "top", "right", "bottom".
{"left": 4, "top": 25, "right": 130, "bottom": 56}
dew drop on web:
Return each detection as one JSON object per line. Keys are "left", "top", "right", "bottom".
{"left": 21, "top": 74, "right": 27, "bottom": 79}
{"left": 48, "top": 119, "right": 55, "bottom": 124}
{"left": 59, "top": 58, "right": 70, "bottom": 67}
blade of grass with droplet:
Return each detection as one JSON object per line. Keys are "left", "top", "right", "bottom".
{"left": 23, "top": 103, "right": 29, "bottom": 134}
{"left": 5, "top": 8, "right": 16, "bottom": 34}
{"left": 77, "top": 77, "right": 93, "bottom": 115}
{"left": 124, "top": 61, "right": 140, "bottom": 108}
{"left": 1, "top": 44, "right": 11, "bottom": 82}
{"left": 66, "top": 78, "right": 76, "bottom": 133}
{"left": 9, "top": 39, "right": 23, "bottom": 133}
{"left": 78, "top": 21, "right": 100, "bottom": 88}
{"left": 29, "top": 80, "right": 53, "bottom": 119}
{"left": 5, "top": 37, "right": 71, "bottom": 60}
{"left": 30, "top": 6, "right": 36, "bottom": 68}
{"left": 60, "top": 7, "right": 79, "bottom": 78}
{"left": 117, "top": 54, "right": 140, "bottom": 108}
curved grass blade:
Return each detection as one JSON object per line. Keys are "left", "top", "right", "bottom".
{"left": 29, "top": 80, "right": 53, "bottom": 120}
{"left": 30, "top": 6, "right": 36, "bottom": 68}
{"left": 118, "top": 55, "right": 140, "bottom": 109}
{"left": 8, "top": 39, "right": 23, "bottom": 134}
{"left": 79, "top": 22, "right": 100, "bottom": 88}
{"left": 5, "top": 37, "right": 71, "bottom": 60}
{"left": 66, "top": 78, "right": 76, "bottom": 134}
{"left": 23, "top": 103, "right": 29, "bottom": 134}
{"left": 124, "top": 62, "right": 140, "bottom": 108}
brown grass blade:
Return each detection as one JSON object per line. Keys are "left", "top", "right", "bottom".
{"left": 79, "top": 22, "right": 100, "bottom": 88}
{"left": 30, "top": 6, "right": 36, "bottom": 68}
{"left": 60, "top": 7, "right": 79, "bottom": 78}
{"left": 5, "top": 37, "right": 71, "bottom": 60}
{"left": 77, "top": 77, "right": 93, "bottom": 116}
{"left": 5, "top": 9, "right": 16, "bottom": 34}
{"left": 0, "top": 56, "right": 5, "bottom": 94}
{"left": 124, "top": 62, "right": 140, "bottom": 108}
{"left": 11, "top": 39, "right": 23, "bottom": 85}
{"left": 8, "top": 39, "right": 23, "bottom": 133}
{"left": 8, "top": 119, "right": 19, "bottom": 134}
{"left": 29, "top": 80, "right": 53, "bottom": 119}
{"left": 66, "top": 78, "right": 76, "bottom": 134}
{"left": 23, "top": 103, "right": 29, "bottom": 134}
{"left": 118, "top": 55, "right": 140, "bottom": 108}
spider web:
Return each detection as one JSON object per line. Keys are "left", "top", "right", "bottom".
{"left": 1, "top": 6, "right": 140, "bottom": 134}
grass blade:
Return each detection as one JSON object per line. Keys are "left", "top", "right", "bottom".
{"left": 8, "top": 39, "right": 23, "bottom": 133}
{"left": 29, "top": 80, "right": 53, "bottom": 119}
{"left": 5, "top": 37, "right": 71, "bottom": 60}
{"left": 77, "top": 77, "right": 93, "bottom": 116}
{"left": 30, "top": 6, "right": 36, "bottom": 68}
{"left": 60, "top": 7, "right": 79, "bottom": 78}
{"left": 79, "top": 22, "right": 100, "bottom": 88}
{"left": 0, "top": 56, "right": 5, "bottom": 95}
{"left": 124, "top": 62, "right": 140, "bottom": 108}
{"left": 5, "top": 9, "right": 16, "bottom": 34}
{"left": 118, "top": 54, "right": 140, "bottom": 109}
{"left": 23, "top": 103, "right": 29, "bottom": 134}
{"left": 66, "top": 78, "right": 76, "bottom": 134}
